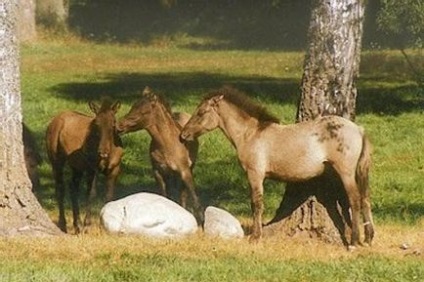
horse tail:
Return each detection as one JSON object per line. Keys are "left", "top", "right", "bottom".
{"left": 356, "top": 128, "right": 372, "bottom": 194}
{"left": 45, "top": 117, "right": 62, "bottom": 164}
{"left": 356, "top": 128, "right": 375, "bottom": 244}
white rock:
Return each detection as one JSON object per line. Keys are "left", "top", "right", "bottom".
{"left": 100, "top": 192, "right": 198, "bottom": 238}
{"left": 204, "top": 206, "right": 244, "bottom": 239}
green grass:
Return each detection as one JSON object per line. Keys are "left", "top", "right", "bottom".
{"left": 12, "top": 37, "right": 424, "bottom": 281}
{"left": 1, "top": 255, "right": 422, "bottom": 282}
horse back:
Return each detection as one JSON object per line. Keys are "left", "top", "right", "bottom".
{"left": 244, "top": 116, "right": 364, "bottom": 181}
{"left": 46, "top": 111, "right": 93, "bottom": 161}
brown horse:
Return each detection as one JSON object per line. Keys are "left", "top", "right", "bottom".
{"left": 180, "top": 86, "right": 374, "bottom": 247}
{"left": 46, "top": 98, "right": 123, "bottom": 233}
{"left": 117, "top": 87, "right": 204, "bottom": 224}
{"left": 22, "top": 123, "right": 42, "bottom": 191}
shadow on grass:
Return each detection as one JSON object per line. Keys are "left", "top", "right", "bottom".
{"left": 50, "top": 72, "right": 300, "bottom": 107}
{"left": 50, "top": 71, "right": 424, "bottom": 115}
{"left": 357, "top": 82, "right": 424, "bottom": 115}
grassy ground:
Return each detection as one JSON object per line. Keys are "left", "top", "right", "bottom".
{"left": 9, "top": 35, "right": 424, "bottom": 281}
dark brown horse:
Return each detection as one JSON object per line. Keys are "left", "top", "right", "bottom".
{"left": 117, "top": 87, "right": 204, "bottom": 224}
{"left": 180, "top": 86, "right": 374, "bottom": 247}
{"left": 46, "top": 98, "right": 123, "bottom": 233}
{"left": 22, "top": 123, "right": 42, "bottom": 191}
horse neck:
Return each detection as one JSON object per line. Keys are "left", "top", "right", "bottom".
{"left": 144, "top": 106, "right": 180, "bottom": 146}
{"left": 216, "top": 102, "right": 258, "bottom": 149}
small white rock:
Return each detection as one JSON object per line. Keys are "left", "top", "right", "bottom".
{"left": 204, "top": 206, "right": 244, "bottom": 239}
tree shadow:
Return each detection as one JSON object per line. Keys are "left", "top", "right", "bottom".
{"left": 50, "top": 71, "right": 424, "bottom": 116}
{"left": 50, "top": 72, "right": 300, "bottom": 107}
{"left": 357, "top": 82, "right": 424, "bottom": 115}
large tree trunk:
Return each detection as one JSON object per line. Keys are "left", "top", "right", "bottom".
{"left": 0, "top": 0, "right": 61, "bottom": 237}
{"left": 263, "top": 0, "right": 365, "bottom": 245}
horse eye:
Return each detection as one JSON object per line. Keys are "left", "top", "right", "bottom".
{"left": 198, "top": 109, "right": 207, "bottom": 116}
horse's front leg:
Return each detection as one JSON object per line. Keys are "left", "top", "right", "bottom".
{"left": 247, "top": 170, "right": 265, "bottom": 242}
{"left": 105, "top": 165, "right": 120, "bottom": 202}
{"left": 83, "top": 171, "right": 97, "bottom": 231}
{"left": 153, "top": 168, "right": 167, "bottom": 197}
{"left": 181, "top": 168, "right": 204, "bottom": 225}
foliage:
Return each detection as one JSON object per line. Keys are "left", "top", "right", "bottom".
{"left": 377, "top": 0, "right": 424, "bottom": 48}
{"left": 376, "top": 0, "right": 424, "bottom": 86}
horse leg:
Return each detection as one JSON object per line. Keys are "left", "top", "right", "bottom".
{"left": 70, "top": 168, "right": 83, "bottom": 234}
{"left": 83, "top": 171, "right": 97, "bottom": 231}
{"left": 181, "top": 169, "right": 204, "bottom": 225}
{"left": 53, "top": 164, "right": 66, "bottom": 233}
{"left": 247, "top": 170, "right": 264, "bottom": 242}
{"left": 339, "top": 175, "right": 362, "bottom": 248}
{"left": 105, "top": 166, "right": 120, "bottom": 202}
{"left": 361, "top": 191, "right": 375, "bottom": 245}
{"left": 153, "top": 169, "right": 167, "bottom": 197}
{"left": 179, "top": 181, "right": 188, "bottom": 210}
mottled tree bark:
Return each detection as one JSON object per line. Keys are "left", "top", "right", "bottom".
{"left": 0, "top": 1, "right": 61, "bottom": 237}
{"left": 263, "top": 0, "right": 365, "bottom": 245}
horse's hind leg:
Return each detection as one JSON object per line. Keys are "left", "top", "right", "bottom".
{"left": 52, "top": 163, "right": 66, "bottom": 232}
{"left": 361, "top": 193, "right": 374, "bottom": 245}
{"left": 70, "top": 168, "right": 83, "bottom": 234}
{"left": 339, "top": 175, "right": 362, "bottom": 248}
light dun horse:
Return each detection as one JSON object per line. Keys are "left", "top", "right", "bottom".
{"left": 180, "top": 87, "right": 374, "bottom": 247}
{"left": 46, "top": 98, "right": 123, "bottom": 233}
{"left": 117, "top": 87, "right": 204, "bottom": 224}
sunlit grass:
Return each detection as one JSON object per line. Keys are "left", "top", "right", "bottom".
{"left": 1, "top": 223, "right": 423, "bottom": 281}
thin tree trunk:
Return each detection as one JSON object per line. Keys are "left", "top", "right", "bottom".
{"left": 263, "top": 0, "right": 365, "bottom": 245}
{"left": 0, "top": 0, "right": 61, "bottom": 237}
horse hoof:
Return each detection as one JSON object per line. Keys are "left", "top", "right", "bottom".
{"left": 347, "top": 245, "right": 357, "bottom": 252}
{"left": 248, "top": 234, "right": 261, "bottom": 244}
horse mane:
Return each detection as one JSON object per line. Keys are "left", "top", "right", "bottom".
{"left": 141, "top": 88, "right": 182, "bottom": 129}
{"left": 154, "top": 92, "right": 173, "bottom": 115}
{"left": 205, "top": 86, "right": 280, "bottom": 125}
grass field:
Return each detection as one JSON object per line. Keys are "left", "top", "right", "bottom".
{"left": 4, "top": 34, "right": 423, "bottom": 281}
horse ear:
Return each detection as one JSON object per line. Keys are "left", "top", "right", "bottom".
{"left": 112, "top": 101, "right": 121, "bottom": 113}
{"left": 211, "top": 95, "right": 224, "bottom": 106}
{"left": 142, "top": 86, "right": 152, "bottom": 96}
{"left": 89, "top": 101, "right": 100, "bottom": 114}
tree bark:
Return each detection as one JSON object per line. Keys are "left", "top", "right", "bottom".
{"left": 263, "top": 0, "right": 365, "bottom": 245}
{"left": 0, "top": 0, "right": 61, "bottom": 237}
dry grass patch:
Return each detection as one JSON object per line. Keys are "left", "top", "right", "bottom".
{"left": 1, "top": 223, "right": 422, "bottom": 265}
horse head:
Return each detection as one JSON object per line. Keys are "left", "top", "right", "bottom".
{"left": 88, "top": 98, "right": 121, "bottom": 170}
{"left": 117, "top": 86, "right": 171, "bottom": 134}
{"left": 180, "top": 94, "right": 223, "bottom": 141}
